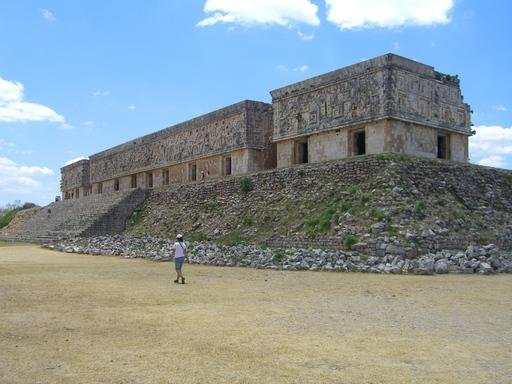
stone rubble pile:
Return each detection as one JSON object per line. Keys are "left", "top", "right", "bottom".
{"left": 45, "top": 235, "right": 512, "bottom": 275}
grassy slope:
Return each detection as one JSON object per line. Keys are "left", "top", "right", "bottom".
{"left": 126, "top": 154, "right": 512, "bottom": 250}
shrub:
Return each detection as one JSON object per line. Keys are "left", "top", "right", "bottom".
{"left": 297, "top": 169, "right": 305, "bottom": 177}
{"left": 318, "top": 208, "right": 336, "bottom": 231}
{"left": 387, "top": 225, "right": 399, "bottom": 236}
{"left": 360, "top": 192, "right": 371, "bottom": 204}
{"left": 371, "top": 208, "right": 385, "bottom": 221}
{"left": 343, "top": 234, "right": 358, "bottom": 250}
{"left": 339, "top": 200, "right": 352, "bottom": 213}
{"left": 240, "top": 177, "right": 254, "bottom": 193}
{"left": 0, "top": 209, "right": 17, "bottom": 229}
{"left": 272, "top": 250, "right": 286, "bottom": 263}
{"left": 415, "top": 200, "right": 427, "bottom": 218}
{"left": 243, "top": 216, "right": 254, "bottom": 226}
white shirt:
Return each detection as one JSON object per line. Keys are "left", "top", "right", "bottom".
{"left": 174, "top": 241, "right": 187, "bottom": 258}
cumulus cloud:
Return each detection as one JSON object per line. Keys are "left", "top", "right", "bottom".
{"left": 0, "top": 157, "right": 54, "bottom": 194}
{"left": 469, "top": 125, "right": 512, "bottom": 168}
{"left": 40, "top": 8, "right": 56, "bottom": 22}
{"left": 63, "top": 156, "right": 88, "bottom": 166}
{"left": 325, "top": 0, "right": 454, "bottom": 30}
{"left": 494, "top": 105, "right": 507, "bottom": 112}
{"left": 197, "top": 0, "right": 320, "bottom": 27}
{"left": 0, "top": 76, "right": 65, "bottom": 124}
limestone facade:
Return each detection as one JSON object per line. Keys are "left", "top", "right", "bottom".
{"left": 270, "top": 54, "right": 471, "bottom": 168}
{"left": 61, "top": 54, "right": 472, "bottom": 199}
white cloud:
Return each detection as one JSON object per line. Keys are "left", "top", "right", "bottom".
{"left": 0, "top": 76, "right": 65, "bottom": 124}
{"left": 63, "top": 156, "right": 88, "bottom": 166}
{"left": 40, "top": 8, "right": 56, "bottom": 22}
{"left": 128, "top": 105, "right": 136, "bottom": 110}
{"left": 0, "top": 157, "right": 54, "bottom": 194}
{"left": 325, "top": 0, "right": 454, "bottom": 30}
{"left": 92, "top": 90, "right": 110, "bottom": 97}
{"left": 276, "top": 64, "right": 309, "bottom": 73}
{"left": 297, "top": 31, "right": 315, "bottom": 40}
{"left": 83, "top": 120, "right": 95, "bottom": 127}
{"left": 0, "top": 138, "right": 16, "bottom": 150}
{"left": 197, "top": 0, "right": 320, "bottom": 27}
{"left": 392, "top": 41, "right": 400, "bottom": 50}
{"left": 0, "top": 139, "right": 33, "bottom": 155}
{"left": 469, "top": 125, "right": 512, "bottom": 169}
{"left": 494, "top": 105, "right": 507, "bottom": 112}
{"left": 294, "top": 65, "right": 309, "bottom": 72}
{"left": 478, "top": 155, "right": 505, "bottom": 168}
{"left": 276, "top": 64, "right": 289, "bottom": 72}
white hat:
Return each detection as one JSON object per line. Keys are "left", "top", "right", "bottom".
{"left": 176, "top": 234, "right": 183, "bottom": 239}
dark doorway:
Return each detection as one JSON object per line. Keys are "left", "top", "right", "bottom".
{"left": 131, "top": 174, "right": 137, "bottom": 188}
{"left": 114, "top": 179, "right": 119, "bottom": 191}
{"left": 146, "top": 172, "right": 153, "bottom": 188}
{"left": 354, "top": 131, "right": 366, "bottom": 156}
{"left": 296, "top": 141, "right": 308, "bottom": 164}
{"left": 190, "top": 164, "right": 197, "bottom": 181}
{"left": 437, "top": 135, "right": 448, "bottom": 159}
{"left": 224, "top": 157, "right": 232, "bottom": 175}
{"left": 163, "top": 169, "right": 170, "bottom": 185}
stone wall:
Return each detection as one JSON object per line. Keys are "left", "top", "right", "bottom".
{"left": 60, "top": 159, "right": 90, "bottom": 198}
{"left": 89, "top": 100, "right": 273, "bottom": 183}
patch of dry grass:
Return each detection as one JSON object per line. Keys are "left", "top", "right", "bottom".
{"left": 1, "top": 244, "right": 511, "bottom": 383}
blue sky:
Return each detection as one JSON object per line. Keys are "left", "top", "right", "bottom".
{"left": 0, "top": 0, "right": 511, "bottom": 206}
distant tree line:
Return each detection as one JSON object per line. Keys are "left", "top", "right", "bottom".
{"left": 0, "top": 201, "right": 38, "bottom": 229}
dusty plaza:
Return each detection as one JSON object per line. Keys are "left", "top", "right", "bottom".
{"left": 1, "top": 243, "right": 511, "bottom": 384}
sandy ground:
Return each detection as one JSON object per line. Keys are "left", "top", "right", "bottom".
{"left": 0, "top": 243, "right": 511, "bottom": 384}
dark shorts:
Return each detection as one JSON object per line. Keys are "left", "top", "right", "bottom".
{"left": 174, "top": 257, "right": 185, "bottom": 270}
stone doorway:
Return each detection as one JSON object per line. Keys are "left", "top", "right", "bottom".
{"left": 189, "top": 163, "right": 197, "bottom": 181}
{"left": 146, "top": 172, "right": 153, "bottom": 188}
{"left": 353, "top": 130, "right": 366, "bottom": 156}
{"left": 295, "top": 140, "right": 308, "bottom": 164}
{"left": 224, "top": 157, "right": 232, "bottom": 176}
{"left": 437, "top": 134, "right": 450, "bottom": 159}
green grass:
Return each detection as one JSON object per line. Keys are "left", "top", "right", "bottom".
{"left": 305, "top": 207, "right": 336, "bottom": 236}
{"left": 219, "top": 230, "right": 246, "bottom": 246}
{"left": 343, "top": 234, "right": 358, "bottom": 250}
{"left": 272, "top": 250, "right": 286, "bottom": 263}
{"left": 240, "top": 177, "right": 254, "bottom": 193}
{"left": 187, "top": 232, "right": 210, "bottom": 242}
{"left": 371, "top": 208, "right": 385, "bottom": 221}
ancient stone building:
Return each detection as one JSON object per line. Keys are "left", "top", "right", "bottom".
{"left": 61, "top": 54, "right": 472, "bottom": 199}
{"left": 270, "top": 54, "right": 472, "bottom": 168}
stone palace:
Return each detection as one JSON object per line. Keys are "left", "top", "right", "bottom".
{"left": 61, "top": 53, "right": 472, "bottom": 199}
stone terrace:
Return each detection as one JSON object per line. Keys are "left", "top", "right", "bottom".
{"left": 0, "top": 188, "right": 146, "bottom": 243}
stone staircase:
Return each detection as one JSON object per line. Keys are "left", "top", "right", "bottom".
{"left": 0, "top": 188, "right": 146, "bottom": 243}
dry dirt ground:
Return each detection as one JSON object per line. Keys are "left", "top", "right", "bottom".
{"left": 1, "top": 243, "right": 511, "bottom": 384}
